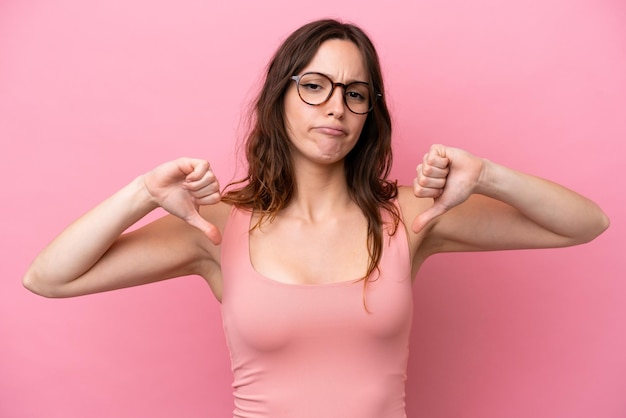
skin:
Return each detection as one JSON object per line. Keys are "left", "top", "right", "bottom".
{"left": 22, "top": 40, "right": 610, "bottom": 302}
{"left": 253, "top": 40, "right": 372, "bottom": 285}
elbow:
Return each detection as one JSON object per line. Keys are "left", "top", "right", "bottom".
{"left": 22, "top": 269, "right": 64, "bottom": 298}
{"left": 576, "top": 210, "right": 610, "bottom": 245}
{"left": 22, "top": 270, "right": 47, "bottom": 297}
{"left": 593, "top": 211, "right": 611, "bottom": 240}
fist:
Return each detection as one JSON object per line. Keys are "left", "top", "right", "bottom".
{"left": 412, "top": 145, "right": 484, "bottom": 233}
{"left": 144, "top": 158, "right": 222, "bottom": 244}
{"left": 413, "top": 145, "right": 451, "bottom": 200}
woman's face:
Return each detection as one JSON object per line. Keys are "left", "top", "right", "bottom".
{"left": 284, "top": 39, "right": 369, "bottom": 167}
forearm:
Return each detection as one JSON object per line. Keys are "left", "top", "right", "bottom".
{"left": 23, "top": 176, "right": 158, "bottom": 294}
{"left": 476, "top": 160, "right": 609, "bottom": 243}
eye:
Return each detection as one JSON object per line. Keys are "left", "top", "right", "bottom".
{"left": 298, "top": 74, "right": 331, "bottom": 95}
{"left": 346, "top": 90, "right": 366, "bottom": 102}
{"left": 345, "top": 83, "right": 369, "bottom": 103}
{"left": 301, "top": 82, "right": 324, "bottom": 92}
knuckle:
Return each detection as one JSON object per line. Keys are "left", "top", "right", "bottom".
{"left": 417, "top": 176, "right": 430, "bottom": 187}
{"left": 421, "top": 164, "right": 434, "bottom": 176}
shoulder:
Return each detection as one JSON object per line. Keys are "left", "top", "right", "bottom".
{"left": 198, "top": 200, "right": 233, "bottom": 235}
{"left": 395, "top": 185, "right": 432, "bottom": 231}
{"left": 145, "top": 201, "right": 233, "bottom": 271}
{"left": 191, "top": 201, "right": 233, "bottom": 297}
{"left": 140, "top": 201, "right": 233, "bottom": 262}
{"left": 394, "top": 185, "right": 440, "bottom": 269}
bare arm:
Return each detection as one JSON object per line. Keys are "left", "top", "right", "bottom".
{"left": 23, "top": 158, "right": 223, "bottom": 298}
{"left": 407, "top": 145, "right": 609, "bottom": 259}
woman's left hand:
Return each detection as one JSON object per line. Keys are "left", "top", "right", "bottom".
{"left": 411, "top": 144, "right": 485, "bottom": 233}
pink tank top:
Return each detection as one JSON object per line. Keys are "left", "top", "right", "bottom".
{"left": 220, "top": 205, "right": 413, "bottom": 418}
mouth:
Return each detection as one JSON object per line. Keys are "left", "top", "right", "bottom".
{"left": 313, "top": 126, "right": 347, "bottom": 136}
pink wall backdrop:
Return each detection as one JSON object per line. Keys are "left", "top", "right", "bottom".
{"left": 1, "top": 0, "right": 624, "bottom": 417}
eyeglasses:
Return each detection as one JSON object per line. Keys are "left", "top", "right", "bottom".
{"left": 290, "top": 72, "right": 381, "bottom": 115}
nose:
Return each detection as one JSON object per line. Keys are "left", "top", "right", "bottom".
{"left": 324, "top": 85, "right": 346, "bottom": 117}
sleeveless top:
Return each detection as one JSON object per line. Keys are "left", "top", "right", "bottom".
{"left": 220, "top": 205, "right": 413, "bottom": 418}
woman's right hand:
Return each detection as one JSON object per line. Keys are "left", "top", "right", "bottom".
{"left": 143, "top": 158, "right": 222, "bottom": 244}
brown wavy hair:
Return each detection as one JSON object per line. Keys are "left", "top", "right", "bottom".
{"left": 222, "top": 19, "right": 400, "bottom": 291}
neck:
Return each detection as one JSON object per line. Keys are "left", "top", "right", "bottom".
{"left": 285, "top": 160, "right": 355, "bottom": 222}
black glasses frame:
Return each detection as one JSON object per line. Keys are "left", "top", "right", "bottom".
{"left": 290, "top": 72, "right": 382, "bottom": 115}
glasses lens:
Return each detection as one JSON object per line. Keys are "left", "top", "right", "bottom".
{"left": 344, "top": 82, "right": 371, "bottom": 114}
{"left": 297, "top": 73, "right": 332, "bottom": 105}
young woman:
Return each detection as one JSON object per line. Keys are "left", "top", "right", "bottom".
{"left": 23, "top": 19, "right": 609, "bottom": 418}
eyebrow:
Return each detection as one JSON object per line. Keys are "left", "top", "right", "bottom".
{"left": 308, "top": 71, "right": 370, "bottom": 85}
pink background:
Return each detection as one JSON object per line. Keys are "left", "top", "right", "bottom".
{"left": 1, "top": 0, "right": 624, "bottom": 417}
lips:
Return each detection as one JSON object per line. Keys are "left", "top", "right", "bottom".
{"left": 314, "top": 126, "right": 347, "bottom": 136}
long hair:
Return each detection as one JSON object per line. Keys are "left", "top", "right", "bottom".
{"left": 222, "top": 19, "right": 400, "bottom": 291}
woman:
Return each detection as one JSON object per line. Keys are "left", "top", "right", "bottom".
{"left": 23, "top": 19, "right": 609, "bottom": 418}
